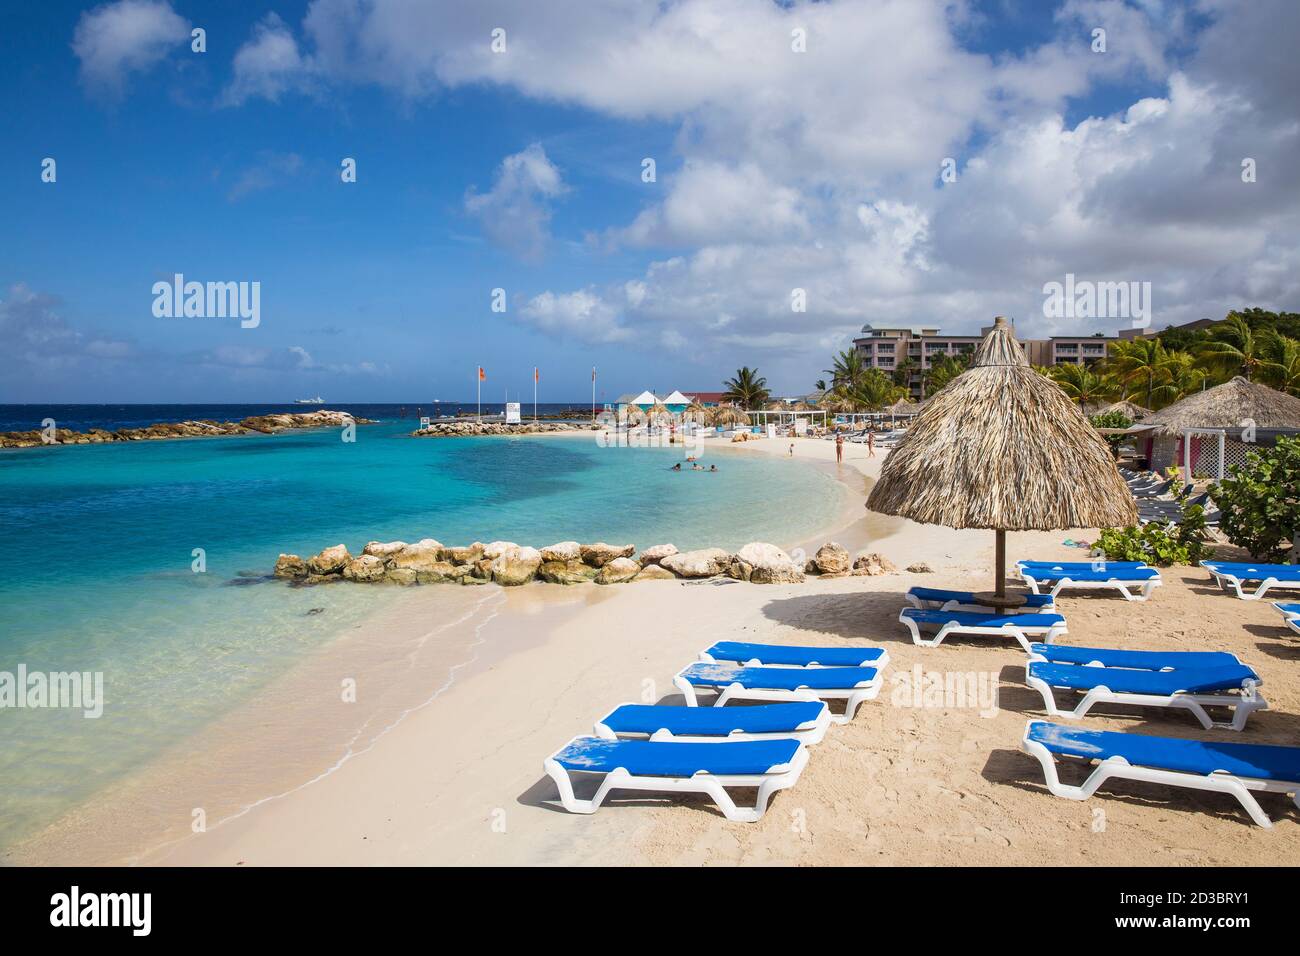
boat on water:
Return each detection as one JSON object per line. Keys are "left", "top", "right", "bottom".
{"left": 294, "top": 396, "right": 324, "bottom": 405}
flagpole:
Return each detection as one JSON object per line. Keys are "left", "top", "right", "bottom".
{"left": 591, "top": 366, "right": 596, "bottom": 421}
{"left": 534, "top": 367, "right": 538, "bottom": 421}
{"left": 476, "top": 367, "right": 481, "bottom": 422}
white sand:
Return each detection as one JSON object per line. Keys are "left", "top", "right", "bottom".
{"left": 11, "top": 432, "right": 1300, "bottom": 865}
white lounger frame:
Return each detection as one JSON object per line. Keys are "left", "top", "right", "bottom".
{"left": 544, "top": 738, "right": 809, "bottom": 823}
{"left": 593, "top": 701, "right": 832, "bottom": 745}
{"left": 1021, "top": 728, "right": 1300, "bottom": 828}
{"left": 898, "top": 609, "right": 1066, "bottom": 653}
{"left": 1021, "top": 572, "right": 1161, "bottom": 602}
{"left": 1024, "top": 660, "right": 1267, "bottom": 731}
{"left": 672, "top": 669, "right": 883, "bottom": 725}
{"left": 1205, "top": 568, "right": 1300, "bottom": 602}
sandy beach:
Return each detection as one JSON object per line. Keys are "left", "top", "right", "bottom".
{"left": 9, "top": 433, "right": 1299, "bottom": 866}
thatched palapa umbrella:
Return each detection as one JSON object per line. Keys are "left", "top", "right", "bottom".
{"left": 1141, "top": 376, "right": 1300, "bottom": 434}
{"left": 866, "top": 317, "right": 1137, "bottom": 608}
{"left": 712, "top": 405, "right": 751, "bottom": 427}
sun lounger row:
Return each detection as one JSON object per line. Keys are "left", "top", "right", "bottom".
{"left": 545, "top": 641, "right": 888, "bottom": 821}
{"left": 1203, "top": 560, "right": 1300, "bottom": 601}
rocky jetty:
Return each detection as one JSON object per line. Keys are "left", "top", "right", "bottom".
{"left": 0, "top": 410, "right": 372, "bottom": 449}
{"left": 276, "top": 537, "right": 905, "bottom": 588}
{"left": 412, "top": 421, "right": 601, "bottom": 438}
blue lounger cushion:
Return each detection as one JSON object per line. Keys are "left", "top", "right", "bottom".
{"left": 1025, "top": 721, "right": 1300, "bottom": 783}
{"left": 702, "top": 641, "right": 886, "bottom": 667}
{"left": 1023, "top": 567, "right": 1159, "bottom": 582}
{"left": 1018, "top": 560, "right": 1147, "bottom": 569}
{"left": 908, "top": 587, "right": 1055, "bottom": 608}
{"left": 1275, "top": 603, "right": 1300, "bottom": 617}
{"left": 1204, "top": 562, "right": 1300, "bottom": 579}
{"left": 1027, "top": 643, "right": 1239, "bottom": 670}
{"left": 551, "top": 736, "right": 801, "bottom": 777}
{"left": 679, "top": 663, "right": 878, "bottom": 691}
{"left": 1028, "top": 661, "right": 1259, "bottom": 695}
{"left": 599, "top": 702, "right": 825, "bottom": 737}
{"left": 901, "top": 608, "right": 1065, "bottom": 629}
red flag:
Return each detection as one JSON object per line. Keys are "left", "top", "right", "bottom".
{"left": 534, "top": 367, "right": 539, "bottom": 383}
{"left": 478, "top": 366, "right": 486, "bottom": 381}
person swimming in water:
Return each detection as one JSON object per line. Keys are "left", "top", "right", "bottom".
{"left": 670, "top": 462, "right": 682, "bottom": 471}
{"left": 709, "top": 464, "right": 717, "bottom": 472}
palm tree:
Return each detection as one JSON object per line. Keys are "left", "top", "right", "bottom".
{"left": 824, "top": 350, "right": 867, "bottom": 392}
{"left": 1157, "top": 351, "right": 1208, "bottom": 406}
{"left": 1047, "top": 363, "right": 1118, "bottom": 407}
{"left": 1107, "top": 338, "right": 1174, "bottom": 409}
{"left": 836, "top": 368, "right": 906, "bottom": 411}
{"left": 1259, "top": 332, "right": 1300, "bottom": 397}
{"left": 723, "top": 367, "right": 771, "bottom": 409}
{"left": 924, "top": 353, "right": 970, "bottom": 396}
{"left": 1195, "top": 314, "right": 1268, "bottom": 381}
{"left": 891, "top": 356, "right": 919, "bottom": 390}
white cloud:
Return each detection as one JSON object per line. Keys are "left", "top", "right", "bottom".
{"left": 72, "top": 0, "right": 189, "bottom": 99}
{"left": 465, "top": 145, "right": 567, "bottom": 262}
{"left": 222, "top": 13, "right": 311, "bottom": 106}
{"left": 518, "top": 288, "right": 633, "bottom": 344}
{"left": 219, "top": 0, "right": 1300, "bottom": 386}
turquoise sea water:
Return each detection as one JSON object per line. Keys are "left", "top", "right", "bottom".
{"left": 0, "top": 418, "right": 845, "bottom": 849}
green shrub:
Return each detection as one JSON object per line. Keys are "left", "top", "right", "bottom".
{"left": 1210, "top": 436, "right": 1300, "bottom": 562}
{"left": 1089, "top": 410, "right": 1134, "bottom": 458}
{"left": 1095, "top": 502, "right": 1213, "bottom": 567}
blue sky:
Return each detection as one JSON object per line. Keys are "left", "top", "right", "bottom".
{"left": 2, "top": 1, "right": 1296, "bottom": 403}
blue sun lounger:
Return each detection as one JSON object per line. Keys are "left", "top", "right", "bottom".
{"left": 1018, "top": 564, "right": 1162, "bottom": 601}
{"left": 898, "top": 607, "right": 1066, "bottom": 653}
{"left": 1202, "top": 561, "right": 1300, "bottom": 601}
{"left": 674, "top": 663, "right": 882, "bottom": 724}
{"left": 1021, "top": 720, "right": 1300, "bottom": 828}
{"left": 594, "top": 701, "right": 832, "bottom": 744}
{"left": 545, "top": 736, "right": 808, "bottom": 822}
{"left": 906, "top": 586, "right": 1055, "bottom": 612}
{"left": 1024, "top": 651, "right": 1266, "bottom": 731}
{"left": 1027, "top": 643, "right": 1240, "bottom": 670}
{"left": 1016, "top": 560, "right": 1150, "bottom": 573}
{"left": 1275, "top": 603, "right": 1300, "bottom": 636}
{"left": 699, "top": 640, "right": 889, "bottom": 669}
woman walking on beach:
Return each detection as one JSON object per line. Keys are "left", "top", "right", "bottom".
{"left": 867, "top": 431, "right": 875, "bottom": 457}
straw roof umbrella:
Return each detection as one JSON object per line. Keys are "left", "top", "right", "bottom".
{"left": 682, "top": 401, "right": 711, "bottom": 424}
{"left": 1089, "top": 399, "right": 1153, "bottom": 420}
{"left": 712, "top": 405, "right": 751, "bottom": 427}
{"left": 866, "top": 317, "right": 1137, "bottom": 608}
{"left": 1140, "top": 376, "right": 1300, "bottom": 435}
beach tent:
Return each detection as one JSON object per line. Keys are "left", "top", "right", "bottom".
{"left": 663, "top": 390, "right": 691, "bottom": 415}
{"left": 867, "top": 317, "right": 1136, "bottom": 609}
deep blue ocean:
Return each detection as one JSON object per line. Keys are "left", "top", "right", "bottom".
{"left": 0, "top": 405, "right": 845, "bottom": 849}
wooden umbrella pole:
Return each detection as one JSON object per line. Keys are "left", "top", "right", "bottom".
{"left": 995, "top": 529, "right": 1006, "bottom": 599}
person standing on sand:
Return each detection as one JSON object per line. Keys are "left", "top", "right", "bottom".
{"left": 788, "top": 443, "right": 794, "bottom": 457}
{"left": 867, "top": 431, "right": 875, "bottom": 457}
{"left": 835, "top": 432, "right": 844, "bottom": 463}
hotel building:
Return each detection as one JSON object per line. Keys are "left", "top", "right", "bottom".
{"left": 852, "top": 319, "right": 1151, "bottom": 398}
